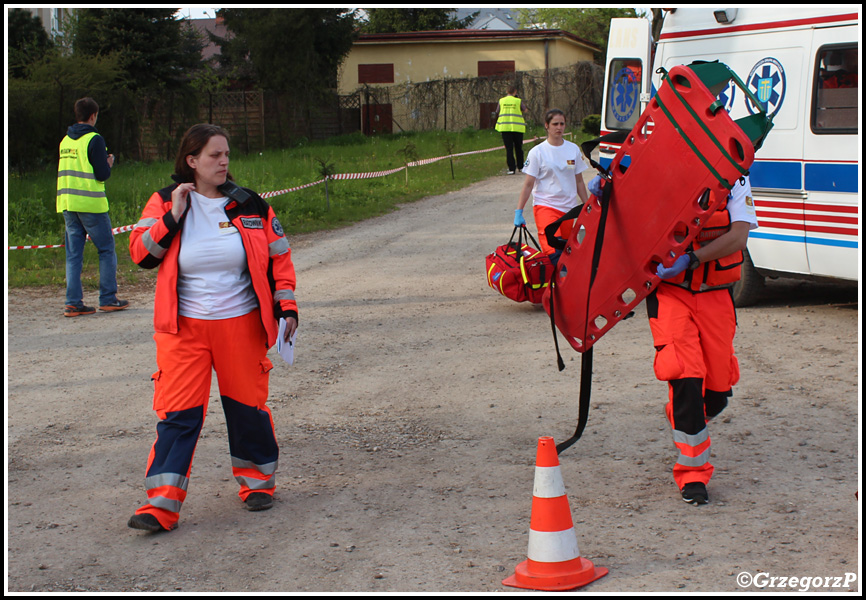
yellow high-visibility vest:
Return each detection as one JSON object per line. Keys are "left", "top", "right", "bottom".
{"left": 495, "top": 96, "right": 526, "bottom": 133}
{"left": 57, "top": 132, "right": 109, "bottom": 213}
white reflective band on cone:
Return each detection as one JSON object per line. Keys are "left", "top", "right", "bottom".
{"left": 527, "top": 528, "right": 582, "bottom": 563}
{"left": 533, "top": 465, "right": 567, "bottom": 498}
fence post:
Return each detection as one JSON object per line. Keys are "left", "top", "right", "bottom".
{"left": 260, "top": 91, "right": 265, "bottom": 151}
{"left": 443, "top": 78, "right": 448, "bottom": 132}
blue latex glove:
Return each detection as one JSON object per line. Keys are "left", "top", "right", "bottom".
{"left": 514, "top": 209, "right": 526, "bottom": 227}
{"left": 656, "top": 254, "right": 691, "bottom": 279}
{"left": 588, "top": 175, "right": 604, "bottom": 198}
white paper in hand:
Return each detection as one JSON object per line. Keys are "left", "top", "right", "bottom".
{"left": 276, "top": 318, "right": 297, "bottom": 365}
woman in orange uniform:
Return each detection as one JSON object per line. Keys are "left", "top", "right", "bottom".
{"left": 127, "top": 124, "right": 299, "bottom": 532}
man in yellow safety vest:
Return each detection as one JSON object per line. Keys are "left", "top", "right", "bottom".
{"left": 494, "top": 86, "right": 529, "bottom": 174}
{"left": 57, "top": 97, "right": 129, "bottom": 317}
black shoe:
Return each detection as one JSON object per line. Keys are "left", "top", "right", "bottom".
{"left": 100, "top": 299, "right": 130, "bottom": 312}
{"left": 64, "top": 304, "right": 96, "bottom": 317}
{"left": 127, "top": 513, "right": 167, "bottom": 532}
{"left": 244, "top": 492, "right": 274, "bottom": 511}
{"left": 681, "top": 482, "right": 709, "bottom": 505}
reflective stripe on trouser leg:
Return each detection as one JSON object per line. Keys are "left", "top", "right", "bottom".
{"left": 135, "top": 405, "right": 205, "bottom": 530}
{"left": 223, "top": 396, "right": 278, "bottom": 499}
{"left": 209, "top": 310, "right": 278, "bottom": 501}
{"left": 668, "top": 378, "right": 713, "bottom": 488}
{"left": 136, "top": 316, "right": 222, "bottom": 529}
{"left": 649, "top": 285, "right": 737, "bottom": 489}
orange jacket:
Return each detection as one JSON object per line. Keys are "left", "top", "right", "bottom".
{"left": 129, "top": 183, "right": 298, "bottom": 347}
{"left": 668, "top": 198, "right": 743, "bottom": 293}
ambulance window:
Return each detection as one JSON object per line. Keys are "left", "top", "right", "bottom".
{"left": 605, "top": 59, "right": 643, "bottom": 131}
{"left": 812, "top": 44, "right": 858, "bottom": 134}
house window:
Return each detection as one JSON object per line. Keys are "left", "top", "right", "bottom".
{"left": 478, "top": 61, "right": 515, "bottom": 77}
{"left": 359, "top": 64, "right": 394, "bottom": 84}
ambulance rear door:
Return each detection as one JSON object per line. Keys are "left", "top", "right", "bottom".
{"left": 599, "top": 18, "right": 653, "bottom": 169}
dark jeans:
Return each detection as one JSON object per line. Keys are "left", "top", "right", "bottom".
{"left": 501, "top": 131, "right": 525, "bottom": 172}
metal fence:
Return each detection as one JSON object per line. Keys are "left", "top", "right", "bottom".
{"left": 355, "top": 62, "right": 603, "bottom": 135}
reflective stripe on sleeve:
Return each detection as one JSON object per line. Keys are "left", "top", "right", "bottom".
{"left": 142, "top": 231, "right": 168, "bottom": 259}
{"left": 135, "top": 217, "right": 158, "bottom": 229}
{"left": 269, "top": 237, "right": 290, "bottom": 256}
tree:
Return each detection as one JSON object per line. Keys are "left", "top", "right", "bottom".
{"left": 216, "top": 8, "right": 358, "bottom": 98}
{"left": 362, "top": 8, "right": 478, "bottom": 33}
{"left": 72, "top": 8, "right": 203, "bottom": 91}
{"left": 514, "top": 8, "right": 643, "bottom": 64}
{"left": 651, "top": 9, "right": 667, "bottom": 46}
{"left": 7, "top": 8, "right": 54, "bottom": 78}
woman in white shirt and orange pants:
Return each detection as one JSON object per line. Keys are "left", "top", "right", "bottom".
{"left": 514, "top": 109, "right": 591, "bottom": 255}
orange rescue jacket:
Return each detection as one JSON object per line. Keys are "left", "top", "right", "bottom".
{"left": 129, "top": 183, "right": 298, "bottom": 347}
{"left": 668, "top": 195, "right": 743, "bottom": 292}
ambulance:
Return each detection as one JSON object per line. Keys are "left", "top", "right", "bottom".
{"left": 599, "top": 7, "right": 859, "bottom": 305}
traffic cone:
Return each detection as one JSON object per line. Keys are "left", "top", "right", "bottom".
{"left": 503, "top": 436, "right": 608, "bottom": 591}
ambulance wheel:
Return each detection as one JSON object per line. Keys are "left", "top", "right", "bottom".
{"left": 732, "top": 249, "right": 764, "bottom": 307}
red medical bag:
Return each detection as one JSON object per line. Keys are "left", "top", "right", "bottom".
{"left": 486, "top": 226, "right": 553, "bottom": 304}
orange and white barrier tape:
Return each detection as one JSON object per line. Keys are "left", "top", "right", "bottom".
{"left": 8, "top": 224, "right": 137, "bottom": 250}
{"left": 259, "top": 179, "right": 326, "bottom": 199}
{"left": 331, "top": 166, "right": 407, "bottom": 180}
{"left": 8, "top": 243, "right": 66, "bottom": 250}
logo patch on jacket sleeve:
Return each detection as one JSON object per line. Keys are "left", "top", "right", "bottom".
{"left": 271, "top": 217, "right": 284, "bottom": 237}
{"left": 240, "top": 217, "right": 263, "bottom": 229}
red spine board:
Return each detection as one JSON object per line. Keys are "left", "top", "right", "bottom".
{"left": 544, "top": 64, "right": 755, "bottom": 352}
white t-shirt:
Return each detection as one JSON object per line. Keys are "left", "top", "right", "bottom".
{"left": 727, "top": 176, "right": 758, "bottom": 230}
{"left": 177, "top": 191, "right": 258, "bottom": 319}
{"left": 522, "top": 139, "right": 589, "bottom": 212}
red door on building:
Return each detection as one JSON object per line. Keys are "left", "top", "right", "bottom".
{"left": 480, "top": 102, "right": 499, "bottom": 129}
{"left": 363, "top": 103, "right": 392, "bottom": 135}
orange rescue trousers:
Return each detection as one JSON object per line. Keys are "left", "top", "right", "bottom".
{"left": 647, "top": 284, "right": 740, "bottom": 490}
{"left": 533, "top": 205, "right": 575, "bottom": 256}
{"left": 134, "top": 310, "right": 278, "bottom": 530}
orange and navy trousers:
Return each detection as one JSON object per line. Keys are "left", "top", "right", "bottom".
{"left": 646, "top": 283, "right": 740, "bottom": 490}
{"left": 134, "top": 310, "right": 278, "bottom": 530}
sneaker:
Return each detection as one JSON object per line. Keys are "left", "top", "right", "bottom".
{"left": 64, "top": 304, "right": 96, "bottom": 318}
{"left": 681, "top": 482, "right": 709, "bottom": 505}
{"left": 127, "top": 513, "right": 168, "bottom": 532}
{"left": 506, "top": 170, "right": 516, "bottom": 175}
{"left": 244, "top": 492, "right": 274, "bottom": 511}
{"left": 99, "top": 299, "right": 130, "bottom": 312}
